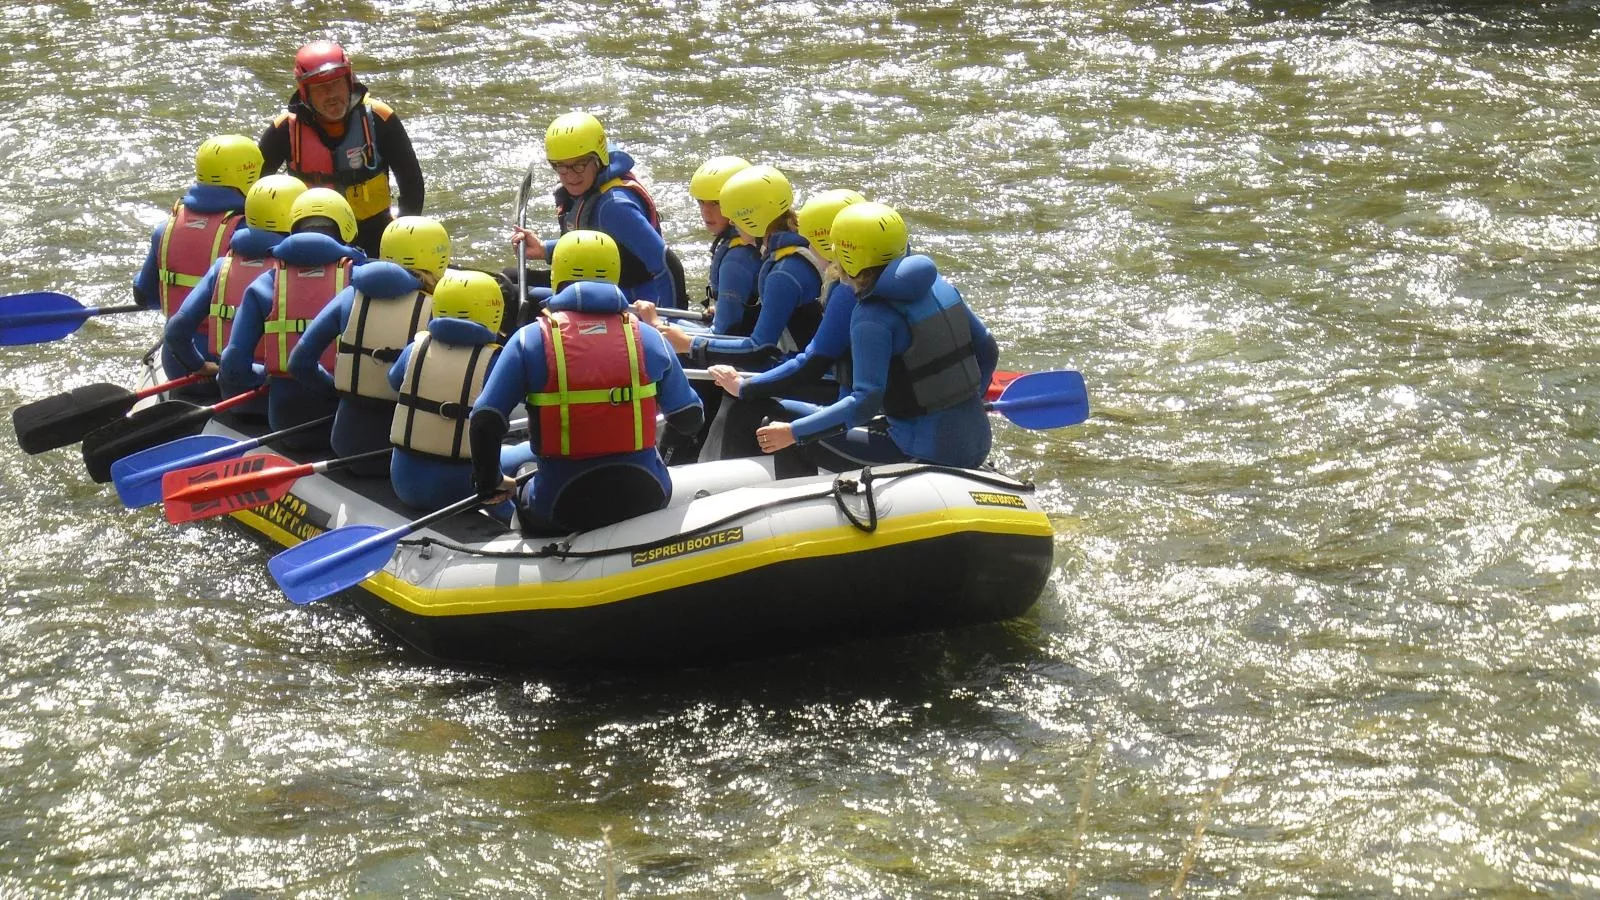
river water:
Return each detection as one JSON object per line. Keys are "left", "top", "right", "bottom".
{"left": 3, "top": 1, "right": 1600, "bottom": 896}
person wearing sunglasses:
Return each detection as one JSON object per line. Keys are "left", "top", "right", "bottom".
{"left": 508, "top": 112, "right": 678, "bottom": 311}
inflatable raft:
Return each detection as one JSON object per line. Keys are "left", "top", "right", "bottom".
{"left": 183, "top": 414, "right": 1055, "bottom": 668}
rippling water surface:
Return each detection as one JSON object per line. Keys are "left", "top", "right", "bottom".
{"left": 4, "top": 1, "right": 1600, "bottom": 896}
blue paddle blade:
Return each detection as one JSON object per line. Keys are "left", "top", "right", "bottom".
{"left": 990, "top": 370, "right": 1090, "bottom": 430}
{"left": 269, "top": 524, "right": 401, "bottom": 605}
{"left": 111, "top": 434, "right": 244, "bottom": 508}
{"left": 0, "top": 292, "right": 89, "bottom": 345}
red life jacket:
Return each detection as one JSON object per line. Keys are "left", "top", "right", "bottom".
{"left": 525, "top": 309, "right": 658, "bottom": 459}
{"left": 258, "top": 258, "right": 351, "bottom": 377}
{"left": 207, "top": 252, "right": 272, "bottom": 358}
{"left": 283, "top": 98, "right": 391, "bottom": 220}
{"left": 157, "top": 201, "right": 242, "bottom": 322}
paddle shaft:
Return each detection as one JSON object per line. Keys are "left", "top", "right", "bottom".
{"left": 290, "top": 468, "right": 535, "bottom": 590}
{"left": 168, "top": 447, "right": 391, "bottom": 506}
{"left": 136, "top": 371, "right": 210, "bottom": 399}
{"left": 1, "top": 303, "right": 144, "bottom": 326}
{"left": 129, "top": 410, "right": 333, "bottom": 486}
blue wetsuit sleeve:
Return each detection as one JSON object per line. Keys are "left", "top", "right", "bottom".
{"left": 969, "top": 305, "right": 999, "bottom": 389}
{"left": 695, "top": 258, "right": 816, "bottom": 357}
{"left": 597, "top": 196, "right": 667, "bottom": 280}
{"left": 163, "top": 259, "right": 222, "bottom": 371}
{"left": 132, "top": 224, "right": 164, "bottom": 309}
{"left": 219, "top": 274, "right": 271, "bottom": 394}
{"left": 474, "top": 327, "right": 546, "bottom": 418}
{"left": 742, "top": 282, "right": 854, "bottom": 400}
{"left": 790, "top": 314, "right": 892, "bottom": 442}
{"left": 287, "top": 287, "right": 350, "bottom": 397}
{"left": 387, "top": 344, "right": 413, "bottom": 392}
{"left": 642, "top": 326, "right": 700, "bottom": 416}
{"left": 709, "top": 245, "right": 759, "bottom": 335}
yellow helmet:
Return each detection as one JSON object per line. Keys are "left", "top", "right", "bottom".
{"left": 551, "top": 230, "right": 621, "bottom": 288}
{"left": 796, "top": 189, "right": 867, "bottom": 262}
{"left": 430, "top": 270, "right": 504, "bottom": 334}
{"left": 719, "top": 165, "right": 793, "bottom": 237}
{"left": 195, "top": 134, "right": 263, "bottom": 194}
{"left": 690, "top": 155, "right": 751, "bottom": 203}
{"left": 380, "top": 216, "right": 451, "bottom": 279}
{"left": 244, "top": 174, "right": 308, "bottom": 233}
{"left": 831, "top": 202, "right": 908, "bottom": 277}
{"left": 545, "top": 111, "right": 609, "bottom": 167}
{"left": 288, "top": 187, "right": 358, "bottom": 243}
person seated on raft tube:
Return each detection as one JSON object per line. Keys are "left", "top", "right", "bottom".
{"left": 133, "top": 134, "right": 263, "bottom": 399}
{"left": 689, "top": 155, "right": 761, "bottom": 334}
{"left": 287, "top": 216, "right": 446, "bottom": 475}
{"left": 387, "top": 270, "right": 509, "bottom": 513}
{"left": 654, "top": 164, "right": 825, "bottom": 369}
{"left": 653, "top": 155, "right": 761, "bottom": 464}
{"left": 508, "top": 112, "right": 678, "bottom": 309}
{"left": 470, "top": 230, "right": 703, "bottom": 535}
{"left": 162, "top": 174, "right": 308, "bottom": 391}
{"left": 257, "top": 40, "right": 425, "bottom": 258}
{"left": 750, "top": 202, "right": 1000, "bottom": 471}
{"left": 219, "top": 188, "right": 367, "bottom": 450}
{"left": 706, "top": 188, "right": 866, "bottom": 463}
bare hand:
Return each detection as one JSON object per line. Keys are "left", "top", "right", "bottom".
{"left": 510, "top": 226, "right": 545, "bottom": 261}
{"left": 708, "top": 364, "right": 742, "bottom": 397}
{"left": 630, "top": 300, "right": 660, "bottom": 327}
{"left": 662, "top": 325, "right": 693, "bottom": 354}
{"left": 485, "top": 474, "right": 517, "bottom": 506}
{"left": 199, "top": 361, "right": 220, "bottom": 377}
{"left": 755, "top": 422, "right": 795, "bottom": 454}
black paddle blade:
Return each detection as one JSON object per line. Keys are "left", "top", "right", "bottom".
{"left": 12, "top": 383, "right": 136, "bottom": 454}
{"left": 80, "top": 401, "right": 206, "bottom": 483}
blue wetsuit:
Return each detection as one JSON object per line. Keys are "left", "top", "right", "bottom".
{"left": 544, "top": 148, "right": 675, "bottom": 306}
{"left": 711, "top": 278, "right": 857, "bottom": 462}
{"left": 707, "top": 227, "right": 761, "bottom": 335}
{"left": 387, "top": 317, "right": 505, "bottom": 512}
{"left": 788, "top": 255, "right": 998, "bottom": 469}
{"left": 289, "top": 261, "right": 424, "bottom": 473}
{"left": 471, "top": 281, "right": 703, "bottom": 533}
{"left": 134, "top": 183, "right": 247, "bottom": 385}
{"left": 687, "top": 230, "right": 821, "bottom": 369}
{"left": 219, "top": 232, "right": 366, "bottom": 448}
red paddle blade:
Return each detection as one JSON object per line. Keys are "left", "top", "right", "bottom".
{"left": 161, "top": 453, "right": 306, "bottom": 524}
{"left": 986, "top": 369, "right": 1024, "bottom": 403}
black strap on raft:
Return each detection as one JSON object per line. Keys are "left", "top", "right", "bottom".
{"left": 832, "top": 466, "right": 880, "bottom": 533}
{"left": 395, "top": 463, "right": 1035, "bottom": 560}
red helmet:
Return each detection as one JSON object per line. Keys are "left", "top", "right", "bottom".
{"left": 293, "top": 41, "right": 352, "bottom": 99}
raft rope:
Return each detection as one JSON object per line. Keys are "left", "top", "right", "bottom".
{"left": 395, "top": 462, "right": 1035, "bottom": 561}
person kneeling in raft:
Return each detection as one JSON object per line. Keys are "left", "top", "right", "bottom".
{"left": 469, "top": 230, "right": 703, "bottom": 535}
{"left": 218, "top": 188, "right": 367, "bottom": 451}
{"left": 752, "top": 202, "right": 999, "bottom": 471}
{"left": 288, "top": 216, "right": 447, "bottom": 475}
{"left": 387, "top": 270, "right": 509, "bottom": 514}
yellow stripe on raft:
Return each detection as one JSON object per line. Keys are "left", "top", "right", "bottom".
{"left": 234, "top": 504, "right": 1052, "bottom": 618}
